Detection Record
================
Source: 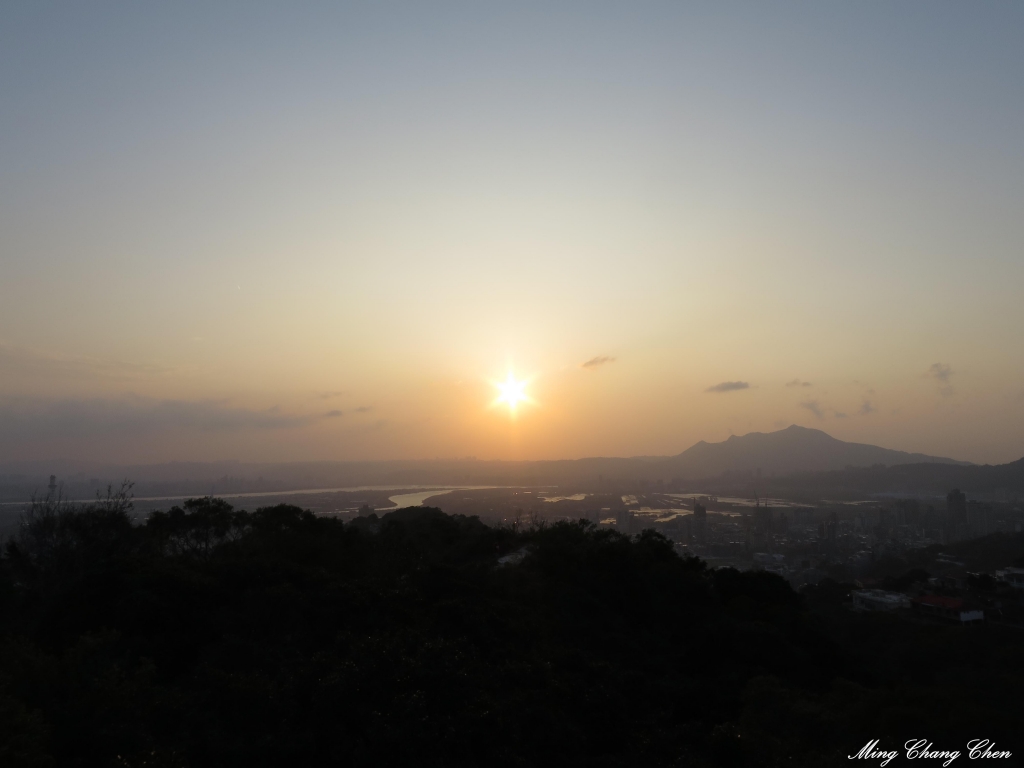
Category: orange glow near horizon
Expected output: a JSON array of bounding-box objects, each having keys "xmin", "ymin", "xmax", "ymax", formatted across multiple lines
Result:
[{"xmin": 3, "ymin": 6, "xmax": 1024, "ymax": 468}]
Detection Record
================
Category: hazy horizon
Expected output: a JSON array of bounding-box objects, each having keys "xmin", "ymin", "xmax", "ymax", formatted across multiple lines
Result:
[
  {"xmin": 3, "ymin": 3, "xmax": 1024, "ymax": 466},
  {"xmin": 0, "ymin": 423, "xmax": 996, "ymax": 477}
]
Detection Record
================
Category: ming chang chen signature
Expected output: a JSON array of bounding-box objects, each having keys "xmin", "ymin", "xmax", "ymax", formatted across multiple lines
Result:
[{"xmin": 849, "ymin": 740, "xmax": 1013, "ymax": 766}]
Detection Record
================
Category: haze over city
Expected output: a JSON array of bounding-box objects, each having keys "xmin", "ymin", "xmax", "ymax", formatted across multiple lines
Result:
[{"xmin": 3, "ymin": 2, "xmax": 1023, "ymax": 467}]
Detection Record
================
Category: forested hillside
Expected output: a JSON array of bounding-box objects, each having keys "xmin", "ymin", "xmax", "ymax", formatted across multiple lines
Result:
[{"xmin": 1, "ymin": 494, "xmax": 1021, "ymax": 767}]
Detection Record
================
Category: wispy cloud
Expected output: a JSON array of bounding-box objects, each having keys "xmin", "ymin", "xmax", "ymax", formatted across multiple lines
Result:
[
  {"xmin": 324, "ymin": 410, "xmax": 343, "ymax": 418},
  {"xmin": 799, "ymin": 400, "xmax": 824, "ymax": 420},
  {"xmin": 859, "ymin": 400, "xmax": 876, "ymax": 415},
  {"xmin": 354, "ymin": 406, "xmax": 372, "ymax": 413},
  {"xmin": 834, "ymin": 412, "xmax": 848, "ymax": 419},
  {"xmin": 0, "ymin": 342, "xmax": 169, "ymax": 381},
  {"xmin": 928, "ymin": 363, "xmax": 952, "ymax": 383},
  {"xmin": 786, "ymin": 379, "xmax": 812, "ymax": 388},
  {"xmin": 706, "ymin": 381, "xmax": 749, "ymax": 393},
  {"xmin": 581, "ymin": 355, "xmax": 615, "ymax": 370},
  {"xmin": 926, "ymin": 363, "xmax": 954, "ymax": 396}
]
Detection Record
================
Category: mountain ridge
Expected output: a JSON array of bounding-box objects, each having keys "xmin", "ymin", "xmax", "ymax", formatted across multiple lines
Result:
[
  {"xmin": 665, "ymin": 424, "xmax": 969, "ymax": 477},
  {"xmin": 0, "ymin": 425, "xmax": 976, "ymax": 501}
]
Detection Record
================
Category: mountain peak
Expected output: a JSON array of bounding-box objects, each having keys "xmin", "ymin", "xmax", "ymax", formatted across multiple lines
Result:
[{"xmin": 672, "ymin": 426, "xmax": 965, "ymax": 478}]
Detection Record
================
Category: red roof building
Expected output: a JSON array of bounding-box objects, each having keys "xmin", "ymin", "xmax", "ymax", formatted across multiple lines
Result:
[{"xmin": 912, "ymin": 594, "xmax": 983, "ymax": 623}]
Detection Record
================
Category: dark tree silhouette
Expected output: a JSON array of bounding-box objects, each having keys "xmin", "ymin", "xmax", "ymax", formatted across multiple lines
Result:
[{"xmin": 0, "ymin": 497, "xmax": 1021, "ymax": 767}]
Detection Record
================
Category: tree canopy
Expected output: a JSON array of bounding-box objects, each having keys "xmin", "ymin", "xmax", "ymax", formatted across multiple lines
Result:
[{"xmin": 1, "ymin": 494, "xmax": 1021, "ymax": 767}]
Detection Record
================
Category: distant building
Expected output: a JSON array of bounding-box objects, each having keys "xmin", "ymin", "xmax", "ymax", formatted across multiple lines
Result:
[
  {"xmin": 617, "ymin": 508, "xmax": 636, "ymax": 534},
  {"xmin": 966, "ymin": 500, "xmax": 993, "ymax": 537},
  {"xmin": 912, "ymin": 595, "xmax": 983, "ymax": 624},
  {"xmin": 946, "ymin": 489, "xmax": 967, "ymax": 519},
  {"xmin": 774, "ymin": 512, "xmax": 789, "ymax": 534},
  {"xmin": 852, "ymin": 589, "xmax": 910, "ymax": 611},
  {"xmin": 794, "ymin": 567, "xmax": 823, "ymax": 587},
  {"xmin": 928, "ymin": 574, "xmax": 967, "ymax": 591},
  {"xmin": 995, "ymin": 567, "xmax": 1024, "ymax": 590},
  {"xmin": 754, "ymin": 499, "xmax": 772, "ymax": 535},
  {"xmin": 876, "ymin": 509, "xmax": 890, "ymax": 539},
  {"xmin": 850, "ymin": 550, "xmax": 874, "ymax": 569},
  {"xmin": 946, "ymin": 488, "xmax": 967, "ymax": 541},
  {"xmin": 692, "ymin": 502, "xmax": 707, "ymax": 543},
  {"xmin": 793, "ymin": 508, "xmax": 815, "ymax": 525}
]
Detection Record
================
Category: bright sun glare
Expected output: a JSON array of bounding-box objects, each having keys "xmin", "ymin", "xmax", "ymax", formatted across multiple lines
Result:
[{"xmin": 492, "ymin": 372, "xmax": 532, "ymax": 414}]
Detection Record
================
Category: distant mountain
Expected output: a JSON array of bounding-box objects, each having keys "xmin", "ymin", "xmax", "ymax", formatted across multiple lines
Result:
[
  {"xmin": 665, "ymin": 425, "xmax": 968, "ymax": 478},
  {"xmin": 0, "ymin": 425, "xmax": 975, "ymax": 502},
  {"xmin": 743, "ymin": 456, "xmax": 1024, "ymax": 501}
]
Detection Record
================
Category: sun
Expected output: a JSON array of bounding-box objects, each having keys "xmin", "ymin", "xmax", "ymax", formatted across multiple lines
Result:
[{"xmin": 491, "ymin": 372, "xmax": 533, "ymax": 414}]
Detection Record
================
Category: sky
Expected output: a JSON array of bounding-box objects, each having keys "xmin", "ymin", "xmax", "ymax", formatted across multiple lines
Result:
[{"xmin": 1, "ymin": 2, "xmax": 1023, "ymax": 466}]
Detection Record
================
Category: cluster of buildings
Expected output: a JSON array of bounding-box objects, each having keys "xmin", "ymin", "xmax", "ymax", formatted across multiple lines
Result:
[
  {"xmin": 851, "ymin": 567, "xmax": 1024, "ymax": 625},
  {"xmin": 577, "ymin": 489, "xmax": 1024, "ymax": 628}
]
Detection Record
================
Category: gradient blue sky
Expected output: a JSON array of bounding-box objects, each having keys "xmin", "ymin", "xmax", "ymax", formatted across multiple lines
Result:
[{"xmin": 2, "ymin": 2, "xmax": 1023, "ymax": 464}]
